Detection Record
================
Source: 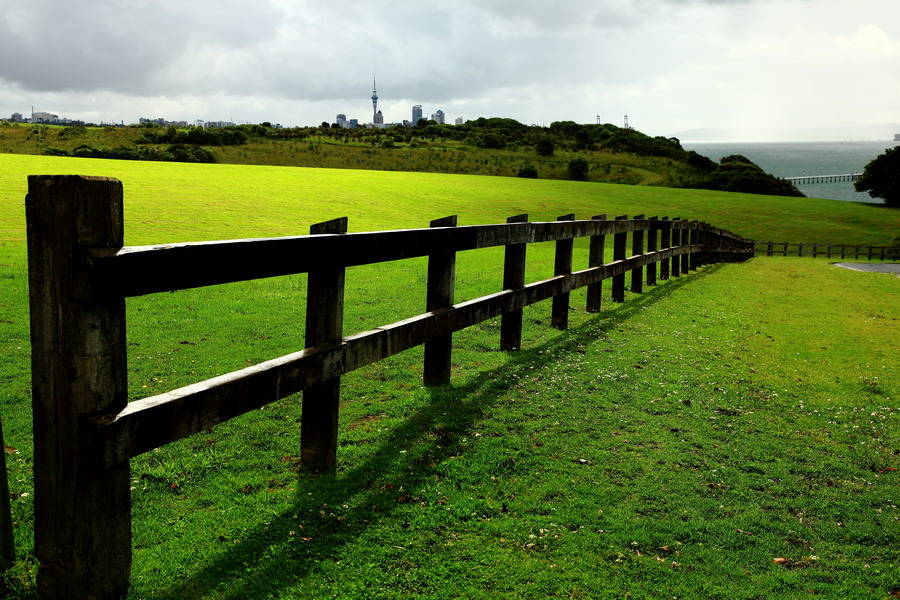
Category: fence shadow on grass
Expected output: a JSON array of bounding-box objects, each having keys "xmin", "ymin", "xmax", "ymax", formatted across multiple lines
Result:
[{"xmin": 143, "ymin": 266, "xmax": 715, "ymax": 600}]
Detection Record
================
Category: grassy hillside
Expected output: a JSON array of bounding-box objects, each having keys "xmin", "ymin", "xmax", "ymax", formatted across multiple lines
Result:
[
  {"xmin": 1, "ymin": 154, "xmax": 896, "ymax": 248},
  {"xmin": 0, "ymin": 120, "xmax": 728, "ymax": 188},
  {"xmin": 0, "ymin": 155, "xmax": 897, "ymax": 598}
]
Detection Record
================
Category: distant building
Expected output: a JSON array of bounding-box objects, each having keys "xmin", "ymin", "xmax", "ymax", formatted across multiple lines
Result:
[
  {"xmin": 32, "ymin": 111, "xmax": 59, "ymax": 124},
  {"xmin": 412, "ymin": 105, "xmax": 423, "ymax": 125},
  {"xmin": 374, "ymin": 110, "xmax": 384, "ymax": 126},
  {"xmin": 10, "ymin": 112, "xmax": 23, "ymax": 122},
  {"xmin": 894, "ymin": 133, "xmax": 900, "ymax": 141},
  {"xmin": 454, "ymin": 116, "xmax": 464, "ymax": 126},
  {"xmin": 336, "ymin": 114, "xmax": 348, "ymax": 128},
  {"xmin": 349, "ymin": 119, "xmax": 359, "ymax": 128},
  {"xmin": 431, "ymin": 110, "xmax": 445, "ymax": 124}
]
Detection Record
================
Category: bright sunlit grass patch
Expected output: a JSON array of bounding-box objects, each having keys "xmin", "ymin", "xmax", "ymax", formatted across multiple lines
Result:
[{"xmin": 0, "ymin": 155, "xmax": 896, "ymax": 598}]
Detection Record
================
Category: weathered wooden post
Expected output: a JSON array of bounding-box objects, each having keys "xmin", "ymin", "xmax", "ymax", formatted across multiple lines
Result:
[
  {"xmin": 659, "ymin": 217, "xmax": 671, "ymax": 280},
  {"xmin": 681, "ymin": 221, "xmax": 692, "ymax": 273},
  {"xmin": 767, "ymin": 241, "xmax": 774, "ymax": 257},
  {"xmin": 500, "ymin": 214, "xmax": 528, "ymax": 351},
  {"xmin": 646, "ymin": 216, "xmax": 658, "ymax": 286},
  {"xmin": 0, "ymin": 416, "xmax": 14, "ymax": 570},
  {"xmin": 671, "ymin": 219, "xmax": 682, "ymax": 278},
  {"xmin": 690, "ymin": 222, "xmax": 703, "ymax": 270},
  {"xmin": 612, "ymin": 215, "xmax": 628, "ymax": 301},
  {"xmin": 26, "ymin": 175, "xmax": 131, "ymax": 599},
  {"xmin": 301, "ymin": 217, "xmax": 348, "ymax": 471},
  {"xmin": 424, "ymin": 215, "xmax": 457, "ymax": 385},
  {"xmin": 630, "ymin": 215, "xmax": 645, "ymax": 293},
  {"xmin": 586, "ymin": 214, "xmax": 606, "ymax": 313},
  {"xmin": 551, "ymin": 214, "xmax": 575, "ymax": 329}
]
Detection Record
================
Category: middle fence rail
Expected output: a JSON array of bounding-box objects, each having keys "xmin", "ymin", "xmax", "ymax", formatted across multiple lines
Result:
[{"xmin": 27, "ymin": 175, "xmax": 754, "ymax": 598}]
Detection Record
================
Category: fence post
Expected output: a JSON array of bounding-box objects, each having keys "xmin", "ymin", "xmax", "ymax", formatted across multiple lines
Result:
[
  {"xmin": 301, "ymin": 216, "xmax": 348, "ymax": 471},
  {"xmin": 586, "ymin": 214, "xmax": 606, "ymax": 312},
  {"xmin": 26, "ymin": 175, "xmax": 131, "ymax": 599},
  {"xmin": 660, "ymin": 217, "xmax": 670, "ymax": 280},
  {"xmin": 686, "ymin": 221, "xmax": 698, "ymax": 271},
  {"xmin": 612, "ymin": 215, "xmax": 628, "ymax": 301},
  {"xmin": 682, "ymin": 222, "xmax": 693, "ymax": 273},
  {"xmin": 646, "ymin": 216, "xmax": 658, "ymax": 286},
  {"xmin": 767, "ymin": 241, "xmax": 773, "ymax": 256},
  {"xmin": 424, "ymin": 215, "xmax": 458, "ymax": 385},
  {"xmin": 670, "ymin": 219, "xmax": 681, "ymax": 278},
  {"xmin": 500, "ymin": 214, "xmax": 528, "ymax": 350},
  {"xmin": 551, "ymin": 214, "xmax": 575, "ymax": 329},
  {"xmin": 630, "ymin": 215, "xmax": 645, "ymax": 293}
]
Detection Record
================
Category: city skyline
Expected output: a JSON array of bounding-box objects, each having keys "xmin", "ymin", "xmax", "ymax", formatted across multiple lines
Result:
[{"xmin": 1, "ymin": 0, "xmax": 898, "ymax": 141}]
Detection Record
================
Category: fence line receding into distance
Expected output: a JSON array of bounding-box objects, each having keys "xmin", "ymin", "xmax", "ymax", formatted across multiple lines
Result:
[
  {"xmin": 756, "ymin": 241, "xmax": 899, "ymax": 261},
  {"xmin": 26, "ymin": 175, "xmax": 754, "ymax": 599}
]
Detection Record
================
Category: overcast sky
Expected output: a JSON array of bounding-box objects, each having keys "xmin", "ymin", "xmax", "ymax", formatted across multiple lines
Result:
[{"xmin": 1, "ymin": 0, "xmax": 898, "ymax": 141}]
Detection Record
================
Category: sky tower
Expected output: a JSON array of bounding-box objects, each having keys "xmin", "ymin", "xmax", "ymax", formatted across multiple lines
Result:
[{"xmin": 371, "ymin": 73, "xmax": 378, "ymax": 123}]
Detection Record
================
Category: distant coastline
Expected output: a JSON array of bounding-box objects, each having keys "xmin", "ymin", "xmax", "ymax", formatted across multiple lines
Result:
[
  {"xmin": 683, "ymin": 140, "xmax": 897, "ymax": 203},
  {"xmin": 674, "ymin": 123, "xmax": 900, "ymax": 144}
]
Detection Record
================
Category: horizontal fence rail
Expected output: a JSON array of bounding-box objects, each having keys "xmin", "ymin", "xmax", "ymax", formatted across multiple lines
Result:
[
  {"xmin": 756, "ymin": 241, "xmax": 899, "ymax": 261},
  {"xmin": 26, "ymin": 175, "xmax": 754, "ymax": 598}
]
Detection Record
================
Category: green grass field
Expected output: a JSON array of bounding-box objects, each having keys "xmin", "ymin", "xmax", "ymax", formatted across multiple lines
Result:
[{"xmin": 0, "ymin": 154, "xmax": 897, "ymax": 598}]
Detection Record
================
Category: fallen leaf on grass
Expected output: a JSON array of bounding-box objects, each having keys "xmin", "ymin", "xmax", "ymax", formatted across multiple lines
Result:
[
  {"xmin": 737, "ymin": 528, "xmax": 754, "ymax": 536},
  {"xmin": 4, "ymin": 446, "xmax": 16, "ymax": 454},
  {"xmin": 773, "ymin": 557, "xmax": 792, "ymax": 566},
  {"xmin": 238, "ymin": 485, "xmax": 254, "ymax": 495}
]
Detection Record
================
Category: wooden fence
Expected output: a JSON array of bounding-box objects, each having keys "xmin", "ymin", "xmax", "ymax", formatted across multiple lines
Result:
[
  {"xmin": 756, "ymin": 241, "xmax": 899, "ymax": 261},
  {"xmin": 26, "ymin": 175, "xmax": 754, "ymax": 598}
]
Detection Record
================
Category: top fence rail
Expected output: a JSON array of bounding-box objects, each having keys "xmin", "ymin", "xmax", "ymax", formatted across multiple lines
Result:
[{"xmin": 88, "ymin": 218, "xmax": 752, "ymax": 298}]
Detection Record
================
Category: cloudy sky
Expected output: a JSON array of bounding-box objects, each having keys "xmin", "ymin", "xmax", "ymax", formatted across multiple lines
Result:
[{"xmin": 1, "ymin": 0, "xmax": 898, "ymax": 140}]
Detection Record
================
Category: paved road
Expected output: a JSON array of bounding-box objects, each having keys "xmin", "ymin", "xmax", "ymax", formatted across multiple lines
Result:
[{"xmin": 832, "ymin": 262, "xmax": 900, "ymax": 274}]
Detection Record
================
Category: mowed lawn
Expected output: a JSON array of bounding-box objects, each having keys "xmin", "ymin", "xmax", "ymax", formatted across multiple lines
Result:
[{"xmin": 0, "ymin": 154, "xmax": 897, "ymax": 598}]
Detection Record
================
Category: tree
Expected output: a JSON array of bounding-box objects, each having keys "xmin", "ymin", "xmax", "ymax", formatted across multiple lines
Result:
[
  {"xmin": 518, "ymin": 163, "xmax": 538, "ymax": 178},
  {"xmin": 855, "ymin": 146, "xmax": 900, "ymax": 207},
  {"xmin": 705, "ymin": 155, "xmax": 804, "ymax": 197},
  {"xmin": 535, "ymin": 138, "xmax": 554, "ymax": 157},
  {"xmin": 567, "ymin": 157, "xmax": 589, "ymax": 181}
]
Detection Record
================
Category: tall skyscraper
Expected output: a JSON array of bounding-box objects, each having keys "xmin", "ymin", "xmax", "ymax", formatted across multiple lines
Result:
[
  {"xmin": 432, "ymin": 110, "xmax": 445, "ymax": 124},
  {"xmin": 412, "ymin": 105, "xmax": 423, "ymax": 125}
]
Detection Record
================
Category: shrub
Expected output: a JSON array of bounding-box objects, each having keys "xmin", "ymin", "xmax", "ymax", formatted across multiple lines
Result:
[
  {"xmin": 535, "ymin": 138, "xmax": 555, "ymax": 157},
  {"xmin": 517, "ymin": 164, "xmax": 538, "ymax": 179},
  {"xmin": 567, "ymin": 157, "xmax": 589, "ymax": 181}
]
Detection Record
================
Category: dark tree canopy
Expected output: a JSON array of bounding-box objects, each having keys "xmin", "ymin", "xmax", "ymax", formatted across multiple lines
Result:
[
  {"xmin": 704, "ymin": 155, "xmax": 804, "ymax": 197},
  {"xmin": 535, "ymin": 138, "xmax": 555, "ymax": 156},
  {"xmin": 855, "ymin": 146, "xmax": 900, "ymax": 207},
  {"xmin": 567, "ymin": 157, "xmax": 589, "ymax": 181}
]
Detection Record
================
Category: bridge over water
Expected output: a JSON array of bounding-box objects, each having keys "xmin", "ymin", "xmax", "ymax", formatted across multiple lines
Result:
[{"xmin": 784, "ymin": 173, "xmax": 862, "ymax": 184}]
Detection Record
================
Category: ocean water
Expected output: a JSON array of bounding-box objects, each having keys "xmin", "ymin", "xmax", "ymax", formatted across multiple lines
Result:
[{"xmin": 683, "ymin": 140, "xmax": 900, "ymax": 203}]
